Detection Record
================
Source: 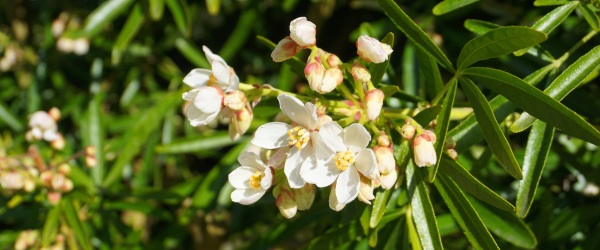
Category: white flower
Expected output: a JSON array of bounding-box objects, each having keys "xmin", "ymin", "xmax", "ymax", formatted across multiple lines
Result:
[
  {"xmin": 365, "ymin": 89, "xmax": 384, "ymax": 121},
  {"xmin": 356, "ymin": 35, "xmax": 393, "ymax": 63},
  {"xmin": 272, "ymin": 36, "xmax": 301, "ymax": 62},
  {"xmin": 290, "ymin": 17, "xmax": 316, "ymax": 47},
  {"xmin": 27, "ymin": 111, "xmax": 59, "ymax": 142},
  {"xmin": 182, "ymin": 86, "xmax": 224, "ymax": 126},
  {"xmin": 183, "ymin": 46, "xmax": 239, "ymax": 92},
  {"xmin": 376, "ymin": 146, "xmax": 397, "ymax": 189},
  {"xmin": 252, "ymin": 95, "xmax": 319, "ymax": 188},
  {"xmin": 413, "ymin": 130, "xmax": 437, "ymax": 167},
  {"xmin": 228, "ymin": 151, "xmax": 273, "ymax": 205},
  {"xmin": 301, "ymin": 122, "xmax": 377, "ymax": 205}
]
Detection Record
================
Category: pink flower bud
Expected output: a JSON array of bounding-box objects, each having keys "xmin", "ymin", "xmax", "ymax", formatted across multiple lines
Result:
[
  {"xmin": 356, "ymin": 35, "xmax": 393, "ymax": 63},
  {"xmin": 51, "ymin": 173, "xmax": 66, "ymax": 191},
  {"xmin": 0, "ymin": 172, "xmax": 24, "ymax": 190},
  {"xmin": 375, "ymin": 146, "xmax": 398, "ymax": 189},
  {"xmin": 304, "ymin": 61, "xmax": 325, "ymax": 93},
  {"xmin": 447, "ymin": 148, "xmax": 458, "ymax": 160},
  {"xmin": 49, "ymin": 107, "xmax": 61, "ymax": 121},
  {"xmin": 352, "ymin": 63, "xmax": 371, "ymax": 83},
  {"xmin": 365, "ymin": 89, "xmax": 384, "ymax": 121},
  {"xmin": 271, "ymin": 36, "xmax": 301, "ymax": 62},
  {"xmin": 223, "ymin": 90, "xmax": 247, "ymax": 111},
  {"xmin": 377, "ymin": 132, "xmax": 391, "ymax": 147},
  {"xmin": 413, "ymin": 132, "xmax": 437, "ymax": 167},
  {"xmin": 62, "ymin": 179, "xmax": 74, "ymax": 192},
  {"xmin": 228, "ymin": 106, "xmax": 253, "ymax": 140},
  {"xmin": 51, "ymin": 133, "xmax": 65, "ymax": 150},
  {"xmin": 319, "ymin": 67, "xmax": 343, "ymax": 94},
  {"xmin": 276, "ymin": 189, "xmax": 298, "ymax": 219},
  {"xmin": 47, "ymin": 191, "xmax": 62, "ymax": 205},
  {"xmin": 293, "ymin": 184, "xmax": 316, "ymax": 210},
  {"xmin": 289, "ymin": 17, "xmax": 316, "ymax": 47},
  {"xmin": 326, "ymin": 54, "xmax": 341, "ymax": 68},
  {"xmin": 401, "ymin": 124, "xmax": 416, "ymax": 140}
]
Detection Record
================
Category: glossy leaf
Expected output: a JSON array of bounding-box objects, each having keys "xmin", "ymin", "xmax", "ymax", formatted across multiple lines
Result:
[
  {"xmin": 62, "ymin": 199, "xmax": 92, "ymax": 250},
  {"xmin": 112, "ymin": 3, "xmax": 144, "ymax": 65},
  {"xmin": 413, "ymin": 105, "xmax": 442, "ymax": 127},
  {"xmin": 434, "ymin": 174, "xmax": 500, "ymax": 250},
  {"xmin": 579, "ymin": 4, "xmax": 600, "ymax": 31},
  {"xmin": 41, "ymin": 206, "xmax": 60, "ymax": 247},
  {"xmin": 463, "ymin": 67, "xmax": 600, "ymax": 146},
  {"xmin": 406, "ymin": 160, "xmax": 443, "ymax": 250},
  {"xmin": 534, "ymin": 0, "xmax": 571, "ymax": 6},
  {"xmin": 102, "ymin": 91, "xmax": 181, "ymax": 188},
  {"xmin": 376, "ymin": 0, "xmax": 454, "ymax": 71},
  {"xmin": 433, "ymin": 0, "xmax": 480, "ymax": 16},
  {"xmin": 459, "ymin": 76, "xmax": 523, "ymax": 179},
  {"xmin": 370, "ymin": 189, "xmax": 393, "ymax": 228},
  {"xmin": 516, "ymin": 120, "xmax": 555, "ymax": 218},
  {"xmin": 149, "ymin": 0, "xmax": 165, "ymax": 20},
  {"xmin": 155, "ymin": 132, "xmax": 241, "ymax": 153},
  {"xmin": 370, "ymin": 32, "xmax": 394, "ymax": 86},
  {"xmin": 75, "ymin": 0, "xmax": 135, "ymax": 38},
  {"xmin": 457, "ymin": 26, "xmax": 547, "ymax": 70},
  {"xmin": 511, "ymin": 45, "xmax": 600, "ymax": 132},
  {"xmin": 415, "ymin": 46, "xmax": 443, "ymax": 100},
  {"xmin": 470, "ymin": 198, "xmax": 537, "ymax": 249},
  {"xmin": 464, "ymin": 19, "xmax": 500, "ymax": 35},
  {"xmin": 515, "ymin": 2, "xmax": 578, "ymax": 56},
  {"xmin": 440, "ymin": 156, "xmax": 515, "ymax": 212},
  {"xmin": 402, "ymin": 42, "xmax": 417, "ymax": 99},
  {"xmin": 165, "ymin": 0, "xmax": 188, "ymax": 36},
  {"xmin": 429, "ymin": 80, "xmax": 457, "ymax": 182}
]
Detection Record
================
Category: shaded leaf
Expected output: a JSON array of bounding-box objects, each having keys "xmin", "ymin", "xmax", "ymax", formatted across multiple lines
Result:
[
  {"xmin": 0, "ymin": 101, "xmax": 23, "ymax": 131},
  {"xmin": 149, "ymin": 0, "xmax": 164, "ymax": 20},
  {"xmin": 175, "ymin": 37, "xmax": 209, "ymax": 68},
  {"xmin": 62, "ymin": 198, "xmax": 92, "ymax": 250},
  {"xmin": 75, "ymin": 0, "xmax": 135, "ymax": 38},
  {"xmin": 370, "ymin": 189, "xmax": 393, "ymax": 228},
  {"xmin": 219, "ymin": 10, "xmax": 257, "ymax": 61},
  {"xmin": 413, "ymin": 105, "xmax": 442, "ymax": 128},
  {"xmin": 579, "ymin": 4, "xmax": 600, "ymax": 31},
  {"xmin": 429, "ymin": 80, "xmax": 457, "ymax": 182},
  {"xmin": 406, "ymin": 160, "xmax": 443, "ymax": 249},
  {"xmin": 458, "ymin": 76, "xmax": 523, "ymax": 179},
  {"xmin": 433, "ymin": 0, "xmax": 480, "ymax": 16},
  {"xmin": 156, "ymin": 132, "xmax": 241, "ymax": 154},
  {"xmin": 464, "ymin": 19, "xmax": 500, "ymax": 35},
  {"xmin": 415, "ymin": 45, "xmax": 443, "ymax": 100},
  {"xmin": 112, "ymin": 3, "xmax": 144, "ymax": 65},
  {"xmin": 534, "ymin": 0, "xmax": 571, "ymax": 6},
  {"xmin": 165, "ymin": 0, "xmax": 188, "ymax": 36}
]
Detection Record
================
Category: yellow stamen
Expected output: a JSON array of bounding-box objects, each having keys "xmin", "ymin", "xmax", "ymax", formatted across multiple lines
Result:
[
  {"xmin": 334, "ymin": 151, "xmax": 355, "ymax": 171},
  {"xmin": 287, "ymin": 126, "xmax": 310, "ymax": 149},
  {"xmin": 249, "ymin": 171, "xmax": 265, "ymax": 190}
]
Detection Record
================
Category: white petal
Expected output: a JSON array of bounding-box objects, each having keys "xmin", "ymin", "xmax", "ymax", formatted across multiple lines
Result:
[
  {"xmin": 228, "ymin": 166, "xmax": 257, "ymax": 189},
  {"xmin": 318, "ymin": 122, "xmax": 346, "ymax": 152},
  {"xmin": 237, "ymin": 151, "xmax": 266, "ymax": 170},
  {"xmin": 285, "ymin": 146, "xmax": 308, "ymax": 188},
  {"xmin": 328, "ymin": 184, "xmax": 347, "ymax": 211},
  {"xmin": 252, "ymin": 122, "xmax": 292, "ymax": 149},
  {"xmin": 302, "ymin": 102, "xmax": 319, "ymax": 130},
  {"xmin": 183, "ymin": 69, "xmax": 211, "ymax": 88},
  {"xmin": 344, "ymin": 123, "xmax": 371, "ymax": 154},
  {"xmin": 300, "ymin": 156, "xmax": 340, "ymax": 187},
  {"xmin": 182, "ymin": 89, "xmax": 199, "ymax": 101},
  {"xmin": 355, "ymin": 148, "xmax": 378, "ymax": 179},
  {"xmin": 202, "ymin": 46, "xmax": 227, "ymax": 65},
  {"xmin": 231, "ymin": 189, "xmax": 266, "ymax": 205},
  {"xmin": 277, "ymin": 95, "xmax": 315, "ymax": 130},
  {"xmin": 193, "ymin": 87, "xmax": 222, "ymax": 113},
  {"xmin": 310, "ymin": 131, "xmax": 335, "ymax": 160},
  {"xmin": 43, "ymin": 131, "xmax": 59, "ymax": 141},
  {"xmin": 261, "ymin": 167, "xmax": 273, "ymax": 190},
  {"xmin": 186, "ymin": 104, "xmax": 219, "ymax": 126},
  {"xmin": 335, "ymin": 168, "xmax": 360, "ymax": 204},
  {"xmin": 211, "ymin": 60, "xmax": 230, "ymax": 85}
]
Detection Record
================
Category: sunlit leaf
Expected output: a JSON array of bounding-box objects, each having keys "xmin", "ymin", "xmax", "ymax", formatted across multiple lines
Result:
[
  {"xmin": 429, "ymin": 80, "xmax": 457, "ymax": 182},
  {"xmin": 433, "ymin": 0, "xmax": 480, "ymax": 16},
  {"xmin": 406, "ymin": 160, "xmax": 443, "ymax": 249}
]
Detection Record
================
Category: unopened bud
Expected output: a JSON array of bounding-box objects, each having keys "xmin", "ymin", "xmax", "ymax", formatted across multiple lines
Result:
[
  {"xmin": 305, "ymin": 61, "xmax": 325, "ymax": 93},
  {"xmin": 85, "ymin": 156, "xmax": 97, "ymax": 168},
  {"xmin": 413, "ymin": 131, "xmax": 437, "ymax": 167},
  {"xmin": 228, "ymin": 106, "xmax": 253, "ymax": 140},
  {"xmin": 445, "ymin": 137, "xmax": 456, "ymax": 150},
  {"xmin": 271, "ymin": 36, "xmax": 301, "ymax": 62},
  {"xmin": 58, "ymin": 164, "xmax": 71, "ymax": 175},
  {"xmin": 23, "ymin": 179, "xmax": 36, "ymax": 192},
  {"xmin": 352, "ymin": 63, "xmax": 371, "ymax": 83},
  {"xmin": 356, "ymin": 35, "xmax": 393, "ymax": 63},
  {"xmin": 51, "ymin": 173, "xmax": 66, "ymax": 191},
  {"xmin": 51, "ymin": 133, "xmax": 65, "ymax": 150},
  {"xmin": 223, "ymin": 90, "xmax": 247, "ymax": 111},
  {"xmin": 447, "ymin": 148, "xmax": 458, "ymax": 161},
  {"xmin": 326, "ymin": 54, "xmax": 341, "ymax": 68},
  {"xmin": 377, "ymin": 132, "xmax": 391, "ymax": 147},
  {"xmin": 358, "ymin": 175, "xmax": 376, "ymax": 205},
  {"xmin": 49, "ymin": 107, "xmax": 61, "ymax": 121},
  {"xmin": 72, "ymin": 38, "xmax": 90, "ymax": 55},
  {"xmin": 62, "ymin": 179, "xmax": 74, "ymax": 192},
  {"xmin": 289, "ymin": 17, "xmax": 316, "ymax": 47},
  {"xmin": 276, "ymin": 189, "xmax": 297, "ymax": 219},
  {"xmin": 401, "ymin": 124, "xmax": 416, "ymax": 140},
  {"xmin": 293, "ymin": 184, "xmax": 315, "ymax": 210},
  {"xmin": 319, "ymin": 67, "xmax": 343, "ymax": 94},
  {"xmin": 40, "ymin": 171, "xmax": 53, "ymax": 186},
  {"xmin": 365, "ymin": 89, "xmax": 384, "ymax": 121},
  {"xmin": 47, "ymin": 191, "xmax": 62, "ymax": 205}
]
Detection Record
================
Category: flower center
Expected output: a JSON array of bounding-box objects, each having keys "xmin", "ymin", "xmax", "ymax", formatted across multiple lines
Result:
[
  {"xmin": 249, "ymin": 171, "xmax": 265, "ymax": 190},
  {"xmin": 287, "ymin": 126, "xmax": 310, "ymax": 149},
  {"xmin": 334, "ymin": 151, "xmax": 355, "ymax": 171},
  {"xmin": 207, "ymin": 74, "xmax": 219, "ymax": 86}
]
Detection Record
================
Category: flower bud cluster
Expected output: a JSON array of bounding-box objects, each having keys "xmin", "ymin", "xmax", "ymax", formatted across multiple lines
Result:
[
  {"xmin": 52, "ymin": 12, "xmax": 89, "ymax": 55},
  {"xmin": 304, "ymin": 49, "xmax": 343, "ymax": 94}
]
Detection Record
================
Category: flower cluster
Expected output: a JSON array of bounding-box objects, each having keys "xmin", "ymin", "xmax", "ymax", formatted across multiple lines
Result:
[{"xmin": 180, "ymin": 17, "xmax": 454, "ymax": 218}]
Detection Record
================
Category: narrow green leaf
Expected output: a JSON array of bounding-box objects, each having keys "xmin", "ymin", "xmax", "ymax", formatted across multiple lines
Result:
[
  {"xmin": 155, "ymin": 132, "xmax": 241, "ymax": 153},
  {"xmin": 165, "ymin": 0, "xmax": 188, "ymax": 36},
  {"xmin": 429, "ymin": 80, "xmax": 457, "ymax": 182},
  {"xmin": 0, "ymin": 101, "xmax": 23, "ymax": 131},
  {"xmin": 402, "ymin": 42, "xmax": 417, "ymax": 99},
  {"xmin": 256, "ymin": 35, "xmax": 305, "ymax": 76},
  {"xmin": 463, "ymin": 67, "xmax": 600, "ymax": 146},
  {"xmin": 308, "ymin": 220, "xmax": 363, "ymax": 250},
  {"xmin": 102, "ymin": 91, "xmax": 181, "ymax": 188},
  {"xmin": 470, "ymin": 198, "xmax": 537, "ymax": 249},
  {"xmin": 464, "ymin": 19, "xmax": 500, "ymax": 35},
  {"xmin": 376, "ymin": 0, "xmax": 454, "ymax": 71},
  {"xmin": 219, "ymin": 10, "xmax": 257, "ymax": 61},
  {"xmin": 434, "ymin": 174, "xmax": 500, "ymax": 250},
  {"xmin": 415, "ymin": 46, "xmax": 443, "ymax": 100},
  {"xmin": 433, "ymin": 0, "xmax": 480, "ymax": 16},
  {"xmin": 515, "ymin": 2, "xmax": 578, "ymax": 56},
  {"xmin": 75, "ymin": 0, "xmax": 135, "ymax": 38},
  {"xmin": 87, "ymin": 97, "xmax": 105, "ymax": 185},
  {"xmin": 413, "ymin": 105, "xmax": 442, "ymax": 128},
  {"xmin": 175, "ymin": 37, "xmax": 209, "ymax": 68},
  {"xmin": 379, "ymin": 85, "xmax": 425, "ymax": 103},
  {"xmin": 516, "ymin": 120, "xmax": 554, "ymax": 218},
  {"xmin": 440, "ymin": 156, "xmax": 515, "ymax": 212},
  {"xmin": 370, "ymin": 32, "xmax": 394, "ymax": 86},
  {"xmin": 449, "ymin": 63, "xmax": 553, "ymax": 152},
  {"xmin": 405, "ymin": 206, "xmax": 423, "ymax": 250},
  {"xmin": 149, "ymin": 0, "xmax": 165, "ymax": 20},
  {"xmin": 459, "ymin": 76, "xmax": 523, "ymax": 179},
  {"xmin": 457, "ymin": 26, "xmax": 547, "ymax": 70},
  {"xmin": 41, "ymin": 206, "xmax": 60, "ymax": 247},
  {"xmin": 406, "ymin": 160, "xmax": 443, "ymax": 250},
  {"xmin": 112, "ymin": 3, "xmax": 144, "ymax": 65},
  {"xmin": 579, "ymin": 4, "xmax": 600, "ymax": 31},
  {"xmin": 534, "ymin": 0, "xmax": 571, "ymax": 6},
  {"xmin": 512, "ymin": 45, "xmax": 600, "ymax": 132},
  {"xmin": 370, "ymin": 189, "xmax": 393, "ymax": 228},
  {"xmin": 62, "ymin": 199, "xmax": 92, "ymax": 250},
  {"xmin": 206, "ymin": 0, "xmax": 220, "ymax": 15}
]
